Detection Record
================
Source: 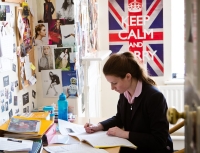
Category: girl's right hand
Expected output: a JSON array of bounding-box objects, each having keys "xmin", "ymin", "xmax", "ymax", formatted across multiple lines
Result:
[{"xmin": 84, "ymin": 123, "xmax": 104, "ymax": 133}]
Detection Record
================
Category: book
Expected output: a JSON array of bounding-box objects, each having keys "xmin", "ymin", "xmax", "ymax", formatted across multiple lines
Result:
[
  {"xmin": 20, "ymin": 112, "xmax": 50, "ymax": 120},
  {"xmin": 0, "ymin": 137, "xmax": 33, "ymax": 152},
  {"xmin": 4, "ymin": 140, "xmax": 42, "ymax": 153},
  {"xmin": 7, "ymin": 118, "xmax": 40, "ymax": 133},
  {"xmin": 69, "ymin": 131, "xmax": 137, "ymax": 149},
  {"xmin": 3, "ymin": 133, "xmax": 39, "ymax": 139},
  {"xmin": 0, "ymin": 116, "xmax": 54, "ymax": 138}
]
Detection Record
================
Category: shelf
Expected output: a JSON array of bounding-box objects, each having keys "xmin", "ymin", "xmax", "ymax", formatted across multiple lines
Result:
[{"xmin": 82, "ymin": 50, "xmax": 112, "ymax": 61}]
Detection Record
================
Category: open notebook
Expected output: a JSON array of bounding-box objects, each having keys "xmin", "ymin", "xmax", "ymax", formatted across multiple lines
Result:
[
  {"xmin": 69, "ymin": 131, "xmax": 137, "ymax": 149},
  {"xmin": 58, "ymin": 119, "xmax": 137, "ymax": 150}
]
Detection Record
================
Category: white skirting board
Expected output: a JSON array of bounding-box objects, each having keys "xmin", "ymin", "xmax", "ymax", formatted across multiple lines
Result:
[{"xmin": 171, "ymin": 136, "xmax": 184, "ymax": 151}]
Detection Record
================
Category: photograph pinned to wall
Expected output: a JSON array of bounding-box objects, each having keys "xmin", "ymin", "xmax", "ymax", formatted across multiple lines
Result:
[
  {"xmin": 8, "ymin": 91, "xmax": 12, "ymax": 104},
  {"xmin": 32, "ymin": 101, "xmax": 34, "ymax": 109},
  {"xmin": 69, "ymin": 51, "xmax": 76, "ymax": 71},
  {"xmin": 76, "ymin": 65, "xmax": 84, "ymax": 96},
  {"xmin": 1, "ymin": 99, "xmax": 5, "ymax": 113},
  {"xmin": 11, "ymin": 82, "xmax": 14, "ymax": 92},
  {"xmin": 61, "ymin": 24, "xmax": 75, "ymax": 46},
  {"xmin": 54, "ymin": 47, "xmax": 72, "ymax": 71},
  {"xmin": 75, "ymin": 45, "xmax": 82, "ymax": 69},
  {"xmin": 12, "ymin": 63, "xmax": 16, "ymax": 72},
  {"xmin": 32, "ymin": 90, "xmax": 36, "ymax": 99},
  {"xmin": 26, "ymin": 106, "xmax": 29, "ymax": 113},
  {"xmin": 23, "ymin": 107, "xmax": 26, "ymax": 113},
  {"xmin": 41, "ymin": 69, "xmax": 63, "ymax": 97},
  {"xmin": 5, "ymin": 101, "xmax": 8, "ymax": 111},
  {"xmin": 48, "ymin": 19, "xmax": 66, "ymax": 46},
  {"xmin": 15, "ymin": 80, "xmax": 18, "ymax": 87},
  {"xmin": 4, "ymin": 88, "xmax": 9, "ymax": 99},
  {"xmin": 75, "ymin": 22, "xmax": 82, "ymax": 46},
  {"xmin": 3, "ymin": 75, "xmax": 9, "ymax": 87},
  {"xmin": 35, "ymin": 0, "xmax": 56, "ymax": 23},
  {"xmin": 37, "ymin": 45, "xmax": 56, "ymax": 72},
  {"xmin": 74, "ymin": 0, "xmax": 81, "ymax": 22},
  {"xmin": 14, "ymin": 96, "xmax": 18, "ymax": 106},
  {"xmin": 9, "ymin": 109, "xmax": 13, "ymax": 119},
  {"xmin": 0, "ymin": 89, "xmax": 4, "ymax": 97},
  {"xmin": 22, "ymin": 92, "xmax": 29, "ymax": 106},
  {"xmin": 17, "ymin": 12, "xmax": 25, "ymax": 39},
  {"xmin": 13, "ymin": 43, "xmax": 16, "ymax": 53},
  {"xmin": 62, "ymin": 71, "xmax": 78, "ymax": 98},
  {"xmin": 34, "ymin": 23, "xmax": 49, "ymax": 46},
  {"xmin": 15, "ymin": 108, "xmax": 19, "ymax": 115},
  {"xmin": 23, "ymin": 17, "xmax": 32, "ymax": 53},
  {"xmin": 0, "ymin": 5, "xmax": 7, "ymax": 21},
  {"xmin": 56, "ymin": 0, "xmax": 74, "ymax": 24}
]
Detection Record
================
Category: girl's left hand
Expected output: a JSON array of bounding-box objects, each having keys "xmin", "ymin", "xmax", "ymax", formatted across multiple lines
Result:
[{"xmin": 107, "ymin": 126, "xmax": 129, "ymax": 139}]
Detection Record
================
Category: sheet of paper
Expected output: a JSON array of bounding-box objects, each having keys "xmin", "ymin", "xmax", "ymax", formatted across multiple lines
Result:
[
  {"xmin": 69, "ymin": 131, "xmax": 137, "ymax": 149},
  {"xmin": 44, "ymin": 143, "xmax": 108, "ymax": 153},
  {"xmin": 50, "ymin": 135, "xmax": 80, "ymax": 144},
  {"xmin": 28, "ymin": 75, "xmax": 37, "ymax": 85},
  {"xmin": 24, "ymin": 62, "xmax": 32, "ymax": 80},
  {"xmin": 25, "ymin": 55, "xmax": 30, "ymax": 63},
  {"xmin": 0, "ymin": 137, "xmax": 33, "ymax": 151},
  {"xmin": 58, "ymin": 119, "xmax": 85, "ymax": 136},
  {"xmin": 0, "ymin": 31, "xmax": 14, "ymax": 59},
  {"xmin": 17, "ymin": 12, "xmax": 25, "ymax": 39}
]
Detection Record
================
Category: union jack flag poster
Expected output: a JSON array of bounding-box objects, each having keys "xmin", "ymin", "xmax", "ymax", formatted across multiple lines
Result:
[{"xmin": 109, "ymin": 0, "xmax": 163, "ymax": 76}]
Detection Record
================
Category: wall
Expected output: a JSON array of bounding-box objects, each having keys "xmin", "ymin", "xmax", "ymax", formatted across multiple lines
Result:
[
  {"xmin": 99, "ymin": 0, "xmax": 172, "ymax": 117},
  {"xmin": 0, "ymin": 0, "xmax": 36, "ymax": 125}
]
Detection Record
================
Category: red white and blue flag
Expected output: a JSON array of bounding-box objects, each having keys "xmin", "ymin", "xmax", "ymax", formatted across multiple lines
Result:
[{"xmin": 109, "ymin": 0, "xmax": 163, "ymax": 76}]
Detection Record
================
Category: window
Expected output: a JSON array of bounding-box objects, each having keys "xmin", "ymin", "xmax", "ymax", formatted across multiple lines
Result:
[{"xmin": 171, "ymin": 0, "xmax": 185, "ymax": 79}]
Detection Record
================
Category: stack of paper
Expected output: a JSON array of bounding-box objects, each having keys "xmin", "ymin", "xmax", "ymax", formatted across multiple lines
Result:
[{"xmin": 0, "ymin": 137, "xmax": 33, "ymax": 152}]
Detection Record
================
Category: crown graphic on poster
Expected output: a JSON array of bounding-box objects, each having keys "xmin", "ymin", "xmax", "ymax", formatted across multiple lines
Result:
[{"xmin": 128, "ymin": 0, "xmax": 142, "ymax": 12}]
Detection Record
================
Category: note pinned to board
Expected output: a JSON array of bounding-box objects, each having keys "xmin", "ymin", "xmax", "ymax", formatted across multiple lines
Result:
[
  {"xmin": 28, "ymin": 75, "xmax": 37, "ymax": 85},
  {"xmin": 30, "ymin": 63, "xmax": 36, "ymax": 70}
]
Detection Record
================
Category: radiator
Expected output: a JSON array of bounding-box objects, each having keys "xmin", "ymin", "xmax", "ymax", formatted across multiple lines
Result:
[{"xmin": 158, "ymin": 85, "xmax": 184, "ymax": 112}]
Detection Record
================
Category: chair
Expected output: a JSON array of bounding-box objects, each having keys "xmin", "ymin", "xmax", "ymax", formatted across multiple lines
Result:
[
  {"xmin": 169, "ymin": 120, "xmax": 184, "ymax": 153},
  {"xmin": 168, "ymin": 108, "xmax": 185, "ymax": 153}
]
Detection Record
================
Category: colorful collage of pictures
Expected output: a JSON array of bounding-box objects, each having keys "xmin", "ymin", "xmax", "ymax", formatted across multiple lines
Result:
[{"xmin": 35, "ymin": 0, "xmax": 97, "ymax": 98}]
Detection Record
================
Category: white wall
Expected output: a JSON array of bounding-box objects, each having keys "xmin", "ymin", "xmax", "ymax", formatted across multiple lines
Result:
[
  {"xmin": 99, "ymin": 0, "xmax": 172, "ymax": 117},
  {"xmin": 0, "ymin": 0, "xmax": 36, "ymax": 125}
]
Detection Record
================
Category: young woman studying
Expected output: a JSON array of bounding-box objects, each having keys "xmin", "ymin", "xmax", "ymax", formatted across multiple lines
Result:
[{"xmin": 84, "ymin": 52, "xmax": 173, "ymax": 153}]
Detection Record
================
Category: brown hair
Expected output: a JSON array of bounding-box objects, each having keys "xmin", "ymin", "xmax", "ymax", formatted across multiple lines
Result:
[
  {"xmin": 62, "ymin": 0, "xmax": 74, "ymax": 10},
  {"xmin": 103, "ymin": 52, "xmax": 156, "ymax": 86},
  {"xmin": 35, "ymin": 24, "xmax": 45, "ymax": 38}
]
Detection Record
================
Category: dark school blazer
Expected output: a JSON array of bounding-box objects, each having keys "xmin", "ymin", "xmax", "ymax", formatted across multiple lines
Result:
[{"xmin": 100, "ymin": 82, "xmax": 173, "ymax": 153}]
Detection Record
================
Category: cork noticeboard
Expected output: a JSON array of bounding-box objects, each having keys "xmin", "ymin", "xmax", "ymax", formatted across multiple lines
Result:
[
  {"xmin": 2, "ymin": 0, "xmax": 24, "ymax": 3},
  {"xmin": 15, "ymin": 7, "xmax": 35, "ymax": 90}
]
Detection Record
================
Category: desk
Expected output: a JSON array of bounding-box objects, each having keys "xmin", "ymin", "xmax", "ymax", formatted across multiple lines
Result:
[{"xmin": 42, "ymin": 117, "xmax": 120, "ymax": 153}]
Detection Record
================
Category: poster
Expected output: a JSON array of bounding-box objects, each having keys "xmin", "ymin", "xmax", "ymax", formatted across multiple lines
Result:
[
  {"xmin": 108, "ymin": 0, "xmax": 163, "ymax": 76},
  {"xmin": 41, "ymin": 69, "xmax": 62, "ymax": 97},
  {"xmin": 62, "ymin": 71, "xmax": 78, "ymax": 98}
]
